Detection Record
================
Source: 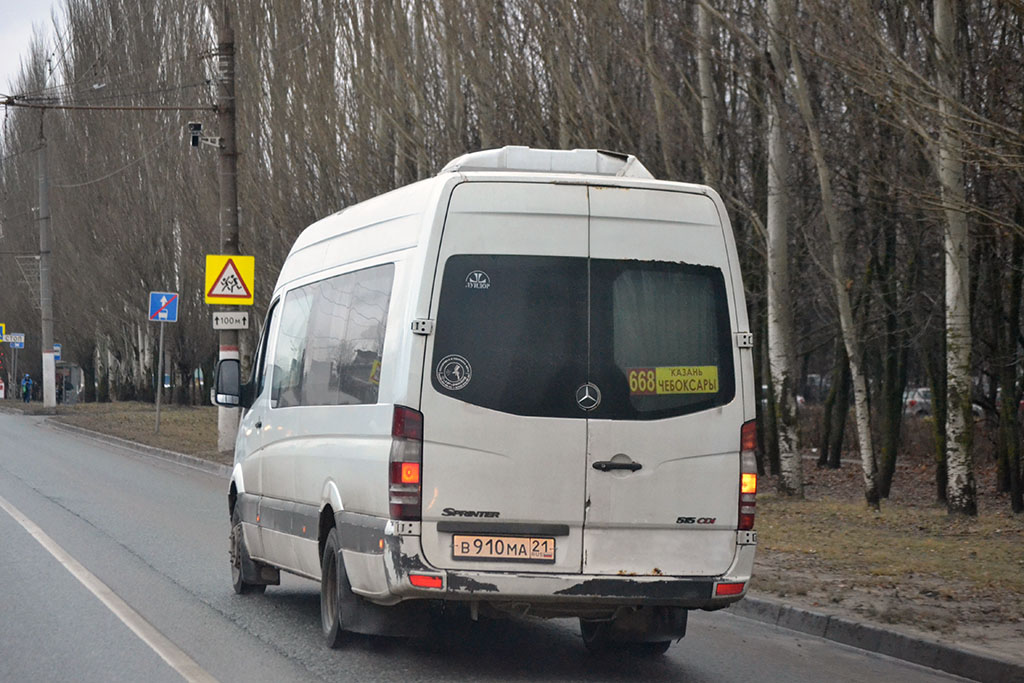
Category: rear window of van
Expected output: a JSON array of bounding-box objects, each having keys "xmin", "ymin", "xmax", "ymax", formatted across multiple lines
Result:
[{"xmin": 430, "ymin": 254, "xmax": 735, "ymax": 420}]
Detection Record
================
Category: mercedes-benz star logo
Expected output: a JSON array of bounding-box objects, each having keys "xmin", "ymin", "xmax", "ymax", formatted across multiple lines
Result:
[{"xmin": 576, "ymin": 383, "xmax": 602, "ymax": 411}]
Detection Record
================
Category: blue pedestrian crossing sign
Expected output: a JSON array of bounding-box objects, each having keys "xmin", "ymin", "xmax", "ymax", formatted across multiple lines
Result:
[{"xmin": 149, "ymin": 292, "xmax": 179, "ymax": 323}]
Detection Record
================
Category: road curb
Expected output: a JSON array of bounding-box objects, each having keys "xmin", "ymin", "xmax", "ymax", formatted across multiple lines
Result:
[
  {"xmin": 729, "ymin": 595, "xmax": 1024, "ymax": 683},
  {"xmin": 45, "ymin": 419, "xmax": 232, "ymax": 478}
]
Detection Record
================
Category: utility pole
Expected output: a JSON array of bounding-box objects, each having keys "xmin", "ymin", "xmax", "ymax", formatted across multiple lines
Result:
[
  {"xmin": 38, "ymin": 112, "xmax": 56, "ymax": 409},
  {"xmin": 216, "ymin": 4, "xmax": 240, "ymax": 451}
]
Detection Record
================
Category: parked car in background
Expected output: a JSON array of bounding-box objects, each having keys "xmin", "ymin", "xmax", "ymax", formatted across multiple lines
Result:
[{"xmin": 903, "ymin": 387, "xmax": 932, "ymax": 416}]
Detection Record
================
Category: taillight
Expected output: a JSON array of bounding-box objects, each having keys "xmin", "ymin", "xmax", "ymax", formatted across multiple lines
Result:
[
  {"xmin": 715, "ymin": 582, "xmax": 746, "ymax": 596},
  {"xmin": 739, "ymin": 420, "xmax": 757, "ymax": 530},
  {"xmin": 389, "ymin": 405, "xmax": 423, "ymax": 520},
  {"xmin": 409, "ymin": 573, "xmax": 443, "ymax": 589}
]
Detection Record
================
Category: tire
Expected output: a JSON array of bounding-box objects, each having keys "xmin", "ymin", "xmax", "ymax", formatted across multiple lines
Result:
[
  {"xmin": 579, "ymin": 619, "xmax": 672, "ymax": 657},
  {"xmin": 230, "ymin": 508, "xmax": 266, "ymax": 595},
  {"xmin": 625, "ymin": 640, "xmax": 672, "ymax": 656},
  {"xmin": 320, "ymin": 527, "xmax": 349, "ymax": 648}
]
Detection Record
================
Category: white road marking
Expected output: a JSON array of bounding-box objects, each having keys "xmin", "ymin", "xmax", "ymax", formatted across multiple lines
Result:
[{"xmin": 0, "ymin": 493, "xmax": 219, "ymax": 683}]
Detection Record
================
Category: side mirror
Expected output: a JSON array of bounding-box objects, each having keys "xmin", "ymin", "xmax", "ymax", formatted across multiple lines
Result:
[{"xmin": 215, "ymin": 359, "xmax": 242, "ymax": 406}]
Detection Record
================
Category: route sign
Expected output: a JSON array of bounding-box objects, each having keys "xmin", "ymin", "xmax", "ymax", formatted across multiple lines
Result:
[
  {"xmin": 149, "ymin": 292, "xmax": 179, "ymax": 322},
  {"xmin": 53, "ymin": 344, "xmax": 61, "ymax": 361},
  {"xmin": 212, "ymin": 311, "xmax": 250, "ymax": 330},
  {"xmin": 205, "ymin": 255, "xmax": 254, "ymax": 305}
]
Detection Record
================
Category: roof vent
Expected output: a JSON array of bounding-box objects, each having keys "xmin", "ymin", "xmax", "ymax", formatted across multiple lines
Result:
[{"xmin": 439, "ymin": 146, "xmax": 654, "ymax": 179}]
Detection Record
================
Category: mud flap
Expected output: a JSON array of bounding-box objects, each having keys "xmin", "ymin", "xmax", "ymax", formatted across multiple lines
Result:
[
  {"xmin": 233, "ymin": 523, "xmax": 280, "ymax": 587},
  {"xmin": 596, "ymin": 606, "xmax": 688, "ymax": 642},
  {"xmin": 337, "ymin": 546, "xmax": 432, "ymax": 638},
  {"xmin": 255, "ymin": 565, "xmax": 281, "ymax": 585}
]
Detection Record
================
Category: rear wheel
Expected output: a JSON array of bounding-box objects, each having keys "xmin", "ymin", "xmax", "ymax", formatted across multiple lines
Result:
[
  {"xmin": 230, "ymin": 508, "xmax": 266, "ymax": 595},
  {"xmin": 320, "ymin": 527, "xmax": 350, "ymax": 648},
  {"xmin": 625, "ymin": 640, "xmax": 672, "ymax": 656}
]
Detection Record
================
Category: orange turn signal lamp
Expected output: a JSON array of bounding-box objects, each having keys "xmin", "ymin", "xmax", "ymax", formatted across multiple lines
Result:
[
  {"xmin": 741, "ymin": 472, "xmax": 757, "ymax": 494},
  {"xmin": 401, "ymin": 462, "xmax": 420, "ymax": 484}
]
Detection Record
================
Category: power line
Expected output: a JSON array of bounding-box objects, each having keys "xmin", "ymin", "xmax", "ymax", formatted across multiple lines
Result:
[
  {"xmin": 13, "ymin": 49, "xmax": 207, "ymax": 101},
  {"xmin": 54, "ymin": 135, "xmax": 171, "ymax": 188},
  {"xmin": 50, "ymin": 81, "xmax": 210, "ymax": 107},
  {"xmin": 49, "ymin": 16, "xmax": 75, "ymax": 82},
  {"xmin": 1, "ymin": 97, "xmax": 214, "ymax": 113}
]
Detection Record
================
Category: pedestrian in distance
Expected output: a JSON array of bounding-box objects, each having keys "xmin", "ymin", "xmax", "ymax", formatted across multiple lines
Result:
[{"xmin": 21, "ymin": 374, "xmax": 32, "ymax": 403}]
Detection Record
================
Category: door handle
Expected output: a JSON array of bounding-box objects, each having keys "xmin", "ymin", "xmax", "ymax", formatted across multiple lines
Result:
[{"xmin": 592, "ymin": 461, "xmax": 642, "ymax": 472}]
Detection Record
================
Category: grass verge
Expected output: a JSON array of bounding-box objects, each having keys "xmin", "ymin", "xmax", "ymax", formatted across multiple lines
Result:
[{"xmin": 44, "ymin": 400, "xmax": 228, "ymax": 465}]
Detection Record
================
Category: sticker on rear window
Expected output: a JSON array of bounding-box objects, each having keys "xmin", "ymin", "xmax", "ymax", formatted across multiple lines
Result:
[
  {"xmin": 437, "ymin": 354, "xmax": 473, "ymax": 391},
  {"xmin": 628, "ymin": 366, "xmax": 719, "ymax": 395},
  {"xmin": 465, "ymin": 271, "xmax": 490, "ymax": 290}
]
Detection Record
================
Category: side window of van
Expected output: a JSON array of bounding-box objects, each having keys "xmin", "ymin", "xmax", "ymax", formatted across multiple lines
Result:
[
  {"xmin": 251, "ymin": 300, "xmax": 278, "ymax": 399},
  {"xmin": 271, "ymin": 263, "xmax": 395, "ymax": 408},
  {"xmin": 272, "ymin": 286, "xmax": 315, "ymax": 408}
]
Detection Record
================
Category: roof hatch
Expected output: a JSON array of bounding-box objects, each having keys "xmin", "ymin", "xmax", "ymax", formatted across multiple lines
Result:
[{"xmin": 439, "ymin": 146, "xmax": 654, "ymax": 179}]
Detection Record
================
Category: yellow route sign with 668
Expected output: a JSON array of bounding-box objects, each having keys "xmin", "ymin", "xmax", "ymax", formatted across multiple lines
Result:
[
  {"xmin": 628, "ymin": 366, "xmax": 719, "ymax": 395},
  {"xmin": 205, "ymin": 255, "xmax": 255, "ymax": 305}
]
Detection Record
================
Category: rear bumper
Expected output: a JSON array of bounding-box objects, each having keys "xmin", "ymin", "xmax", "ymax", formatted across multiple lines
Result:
[{"xmin": 376, "ymin": 521, "xmax": 756, "ymax": 612}]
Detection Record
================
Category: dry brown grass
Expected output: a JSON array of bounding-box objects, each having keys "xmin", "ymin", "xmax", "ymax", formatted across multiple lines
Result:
[
  {"xmin": 754, "ymin": 441, "xmax": 1024, "ymax": 659},
  {"xmin": 758, "ymin": 494, "xmax": 1024, "ymax": 594},
  {"xmin": 48, "ymin": 401, "xmax": 230, "ymax": 465}
]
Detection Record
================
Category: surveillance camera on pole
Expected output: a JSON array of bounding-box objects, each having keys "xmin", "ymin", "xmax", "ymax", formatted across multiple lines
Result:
[
  {"xmin": 186, "ymin": 121, "xmax": 222, "ymax": 150},
  {"xmin": 188, "ymin": 121, "xmax": 202, "ymax": 147}
]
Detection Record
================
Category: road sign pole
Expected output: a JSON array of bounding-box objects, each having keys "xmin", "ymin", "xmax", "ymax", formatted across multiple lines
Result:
[
  {"xmin": 217, "ymin": 10, "xmax": 241, "ymax": 453},
  {"xmin": 38, "ymin": 112, "xmax": 57, "ymax": 409},
  {"xmin": 155, "ymin": 322, "xmax": 164, "ymax": 434}
]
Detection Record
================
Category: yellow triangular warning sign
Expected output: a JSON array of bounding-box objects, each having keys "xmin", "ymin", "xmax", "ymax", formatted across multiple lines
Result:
[{"xmin": 205, "ymin": 254, "xmax": 255, "ymax": 305}]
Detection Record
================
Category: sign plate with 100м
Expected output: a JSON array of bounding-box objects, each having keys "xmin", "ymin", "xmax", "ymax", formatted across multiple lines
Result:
[{"xmin": 212, "ymin": 311, "xmax": 250, "ymax": 330}]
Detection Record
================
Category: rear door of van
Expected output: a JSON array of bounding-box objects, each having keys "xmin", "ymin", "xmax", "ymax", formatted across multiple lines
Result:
[
  {"xmin": 582, "ymin": 186, "xmax": 743, "ymax": 576},
  {"xmin": 419, "ymin": 181, "xmax": 743, "ymax": 578},
  {"xmin": 418, "ymin": 182, "xmax": 590, "ymax": 574}
]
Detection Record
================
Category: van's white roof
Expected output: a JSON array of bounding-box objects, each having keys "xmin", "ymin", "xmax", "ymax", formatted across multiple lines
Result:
[{"xmin": 284, "ymin": 148, "xmax": 714, "ymax": 270}]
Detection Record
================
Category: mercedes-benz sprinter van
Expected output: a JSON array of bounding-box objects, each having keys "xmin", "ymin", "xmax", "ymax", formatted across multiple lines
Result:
[{"xmin": 216, "ymin": 147, "xmax": 757, "ymax": 654}]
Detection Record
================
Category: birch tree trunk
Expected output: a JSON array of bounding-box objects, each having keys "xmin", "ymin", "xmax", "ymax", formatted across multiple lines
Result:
[
  {"xmin": 643, "ymin": 0, "xmax": 676, "ymax": 178},
  {"xmin": 766, "ymin": 0, "xmax": 802, "ymax": 497},
  {"xmin": 790, "ymin": 43, "xmax": 880, "ymax": 508},
  {"xmin": 934, "ymin": 0, "xmax": 977, "ymax": 515},
  {"xmin": 697, "ymin": 1, "xmax": 717, "ymax": 184}
]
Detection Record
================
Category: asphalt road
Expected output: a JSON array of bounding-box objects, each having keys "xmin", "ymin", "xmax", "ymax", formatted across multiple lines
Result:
[{"xmin": 0, "ymin": 412, "xmax": 968, "ymax": 682}]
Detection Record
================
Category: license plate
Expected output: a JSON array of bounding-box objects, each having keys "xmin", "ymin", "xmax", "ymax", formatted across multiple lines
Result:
[{"xmin": 452, "ymin": 534, "xmax": 555, "ymax": 563}]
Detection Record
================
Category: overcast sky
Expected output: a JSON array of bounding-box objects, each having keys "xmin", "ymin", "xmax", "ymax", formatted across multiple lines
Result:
[{"xmin": 0, "ymin": 0, "xmax": 58, "ymax": 95}]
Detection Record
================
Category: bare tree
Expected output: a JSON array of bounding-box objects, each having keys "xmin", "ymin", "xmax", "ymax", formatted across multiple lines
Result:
[
  {"xmin": 934, "ymin": 0, "xmax": 976, "ymax": 515},
  {"xmin": 790, "ymin": 36, "xmax": 879, "ymax": 508},
  {"xmin": 765, "ymin": 0, "xmax": 801, "ymax": 496}
]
